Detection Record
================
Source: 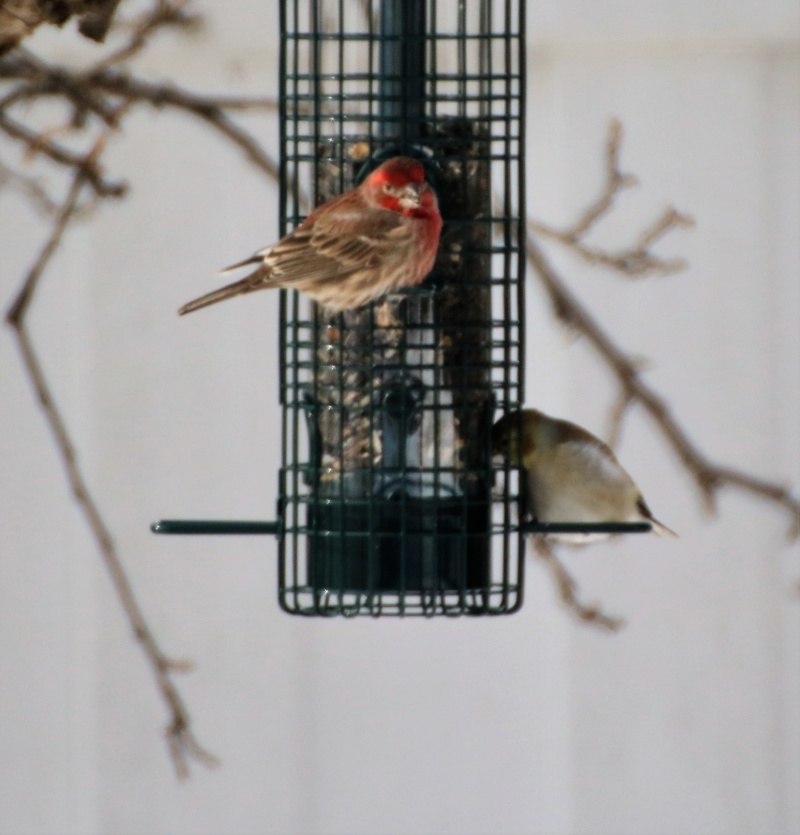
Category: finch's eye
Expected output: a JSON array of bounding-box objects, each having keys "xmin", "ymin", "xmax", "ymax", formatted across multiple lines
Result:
[{"xmin": 383, "ymin": 183, "xmax": 398, "ymax": 194}]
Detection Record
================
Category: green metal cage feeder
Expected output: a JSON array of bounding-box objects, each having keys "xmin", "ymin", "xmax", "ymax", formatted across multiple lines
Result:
[
  {"xmin": 153, "ymin": 0, "xmax": 655, "ymax": 614},
  {"xmin": 280, "ymin": 0, "xmax": 527, "ymax": 616},
  {"xmin": 156, "ymin": 0, "xmax": 530, "ymax": 616}
]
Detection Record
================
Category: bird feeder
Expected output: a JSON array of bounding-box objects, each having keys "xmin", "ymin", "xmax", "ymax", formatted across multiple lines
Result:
[{"xmin": 155, "ymin": 0, "xmax": 528, "ymax": 616}]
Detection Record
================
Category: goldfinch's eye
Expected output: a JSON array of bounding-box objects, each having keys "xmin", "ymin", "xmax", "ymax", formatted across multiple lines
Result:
[{"xmin": 383, "ymin": 183, "xmax": 397, "ymax": 194}]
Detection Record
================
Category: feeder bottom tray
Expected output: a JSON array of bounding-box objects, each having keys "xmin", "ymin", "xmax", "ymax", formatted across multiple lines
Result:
[{"xmin": 306, "ymin": 495, "xmax": 490, "ymax": 593}]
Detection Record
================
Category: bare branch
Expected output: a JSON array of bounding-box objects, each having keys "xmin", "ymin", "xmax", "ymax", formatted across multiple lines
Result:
[
  {"xmin": 90, "ymin": 73, "xmax": 280, "ymax": 180},
  {"xmin": 530, "ymin": 119, "xmax": 695, "ymax": 278},
  {"xmin": 87, "ymin": 0, "xmax": 199, "ymax": 73},
  {"xmin": 5, "ymin": 135, "xmax": 217, "ymax": 779},
  {"xmin": 525, "ymin": 230, "xmax": 800, "ymax": 539},
  {"xmin": 92, "ymin": 72, "xmax": 280, "ymax": 112},
  {"xmin": 520, "ymin": 119, "xmax": 799, "ymax": 540},
  {"xmin": 605, "ymin": 389, "xmax": 634, "ymax": 452},
  {"xmin": 0, "ymin": 110, "xmax": 127, "ymax": 196},
  {"xmin": 570, "ymin": 118, "xmax": 638, "ymax": 238},
  {"xmin": 0, "ymin": 52, "xmax": 122, "ymax": 124},
  {"xmin": 0, "ymin": 2, "xmax": 286, "ymax": 775},
  {"xmin": 5, "ymin": 150, "xmax": 89, "ymax": 325},
  {"xmin": 0, "ymin": 156, "xmax": 60, "ymax": 213},
  {"xmin": 0, "ymin": 53, "xmax": 280, "ymax": 187},
  {"xmin": 532, "ymin": 539, "xmax": 624, "ymax": 631}
]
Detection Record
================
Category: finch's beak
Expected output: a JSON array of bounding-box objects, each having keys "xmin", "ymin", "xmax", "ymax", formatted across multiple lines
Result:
[{"xmin": 401, "ymin": 182, "xmax": 423, "ymax": 208}]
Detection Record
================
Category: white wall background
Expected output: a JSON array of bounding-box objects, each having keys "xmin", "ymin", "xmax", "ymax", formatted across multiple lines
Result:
[{"xmin": 1, "ymin": 2, "xmax": 798, "ymax": 833}]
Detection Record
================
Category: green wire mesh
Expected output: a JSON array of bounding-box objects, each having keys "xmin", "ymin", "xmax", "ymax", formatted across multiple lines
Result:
[{"xmin": 277, "ymin": 0, "xmax": 526, "ymax": 616}]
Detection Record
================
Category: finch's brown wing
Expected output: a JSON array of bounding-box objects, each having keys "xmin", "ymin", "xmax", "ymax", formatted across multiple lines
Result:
[{"xmin": 264, "ymin": 207, "xmax": 409, "ymax": 288}]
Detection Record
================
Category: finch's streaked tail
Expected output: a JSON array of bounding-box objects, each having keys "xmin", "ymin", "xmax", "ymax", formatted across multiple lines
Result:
[{"xmin": 178, "ymin": 270, "xmax": 265, "ymax": 315}]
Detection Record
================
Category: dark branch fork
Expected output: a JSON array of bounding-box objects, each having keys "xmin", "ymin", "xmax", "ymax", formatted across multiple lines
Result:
[
  {"xmin": 0, "ymin": 0, "xmax": 274, "ymax": 779},
  {"xmin": 526, "ymin": 121, "xmax": 799, "ymax": 540},
  {"xmin": 5, "ymin": 132, "xmax": 218, "ymax": 779},
  {"xmin": 520, "ymin": 120, "xmax": 799, "ymax": 628},
  {"xmin": 529, "ymin": 118, "xmax": 695, "ymax": 278}
]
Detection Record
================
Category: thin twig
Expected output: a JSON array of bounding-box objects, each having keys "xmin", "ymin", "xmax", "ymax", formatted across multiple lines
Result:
[
  {"xmin": 605, "ymin": 389, "xmax": 634, "ymax": 451},
  {"xmin": 532, "ymin": 539, "xmax": 624, "ymax": 631},
  {"xmin": 5, "ymin": 135, "xmax": 218, "ymax": 779},
  {"xmin": 93, "ymin": 72, "xmax": 281, "ymax": 179},
  {"xmin": 530, "ymin": 221, "xmax": 692, "ymax": 277},
  {"xmin": 2, "ymin": 49, "xmax": 121, "ymax": 124},
  {"xmin": 87, "ymin": 73, "xmax": 280, "ymax": 179},
  {"xmin": 87, "ymin": 0, "xmax": 199, "ymax": 74},
  {"xmin": 0, "ymin": 110, "xmax": 126, "ymax": 196},
  {"xmin": 91, "ymin": 72, "xmax": 281, "ymax": 111},
  {"xmin": 0, "ymin": 156, "xmax": 60, "ymax": 214},
  {"xmin": 530, "ymin": 119, "xmax": 694, "ymax": 278},
  {"xmin": 570, "ymin": 118, "xmax": 638, "ymax": 238},
  {"xmin": 5, "ymin": 161, "xmax": 87, "ymax": 326}
]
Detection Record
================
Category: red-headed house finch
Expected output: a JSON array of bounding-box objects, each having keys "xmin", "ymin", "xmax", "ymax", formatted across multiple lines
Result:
[
  {"xmin": 492, "ymin": 408, "xmax": 677, "ymax": 543},
  {"xmin": 178, "ymin": 156, "xmax": 442, "ymax": 315}
]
